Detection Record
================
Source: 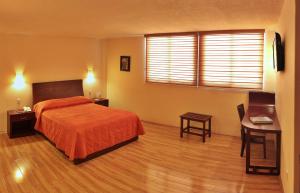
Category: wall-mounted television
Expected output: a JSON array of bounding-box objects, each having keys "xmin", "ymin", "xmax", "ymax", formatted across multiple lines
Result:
[{"xmin": 272, "ymin": 32, "xmax": 284, "ymax": 71}]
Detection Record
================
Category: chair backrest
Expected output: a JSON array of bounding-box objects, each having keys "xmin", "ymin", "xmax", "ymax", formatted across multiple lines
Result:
[
  {"xmin": 249, "ymin": 91, "xmax": 275, "ymax": 106},
  {"xmin": 237, "ymin": 104, "xmax": 245, "ymax": 122}
]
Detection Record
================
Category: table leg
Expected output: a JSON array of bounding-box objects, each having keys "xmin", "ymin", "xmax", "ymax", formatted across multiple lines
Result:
[
  {"xmin": 203, "ymin": 121, "xmax": 206, "ymax": 143},
  {"xmin": 187, "ymin": 120, "xmax": 190, "ymax": 133},
  {"xmin": 209, "ymin": 119, "xmax": 211, "ymax": 137},
  {"xmin": 246, "ymin": 128, "xmax": 251, "ymax": 173},
  {"xmin": 180, "ymin": 118, "xmax": 183, "ymax": 138},
  {"xmin": 276, "ymin": 132, "xmax": 281, "ymax": 175}
]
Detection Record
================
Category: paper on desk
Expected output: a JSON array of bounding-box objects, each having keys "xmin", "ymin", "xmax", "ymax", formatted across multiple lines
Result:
[{"xmin": 250, "ymin": 116, "xmax": 273, "ymax": 124}]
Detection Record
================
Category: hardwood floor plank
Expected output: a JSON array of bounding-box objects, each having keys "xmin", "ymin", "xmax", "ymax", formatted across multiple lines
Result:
[{"xmin": 0, "ymin": 122, "xmax": 282, "ymax": 193}]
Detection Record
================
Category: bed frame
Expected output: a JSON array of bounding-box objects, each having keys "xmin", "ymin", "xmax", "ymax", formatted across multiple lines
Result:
[{"xmin": 32, "ymin": 79, "xmax": 139, "ymax": 164}]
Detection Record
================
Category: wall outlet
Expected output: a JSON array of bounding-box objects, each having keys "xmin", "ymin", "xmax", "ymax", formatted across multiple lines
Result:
[{"xmin": 16, "ymin": 98, "xmax": 21, "ymax": 109}]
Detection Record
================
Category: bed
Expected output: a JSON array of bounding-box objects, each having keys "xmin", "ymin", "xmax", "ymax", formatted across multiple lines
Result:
[{"xmin": 32, "ymin": 79, "xmax": 144, "ymax": 164}]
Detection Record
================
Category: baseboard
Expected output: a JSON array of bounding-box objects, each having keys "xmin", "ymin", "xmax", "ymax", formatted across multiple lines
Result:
[
  {"xmin": 142, "ymin": 120, "xmax": 178, "ymax": 129},
  {"xmin": 141, "ymin": 120, "xmax": 239, "ymax": 138},
  {"xmin": 279, "ymin": 175, "xmax": 285, "ymax": 193}
]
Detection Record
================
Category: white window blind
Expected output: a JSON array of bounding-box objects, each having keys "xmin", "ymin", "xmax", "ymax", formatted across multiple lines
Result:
[
  {"xmin": 199, "ymin": 31, "xmax": 264, "ymax": 89},
  {"xmin": 145, "ymin": 33, "xmax": 198, "ymax": 86}
]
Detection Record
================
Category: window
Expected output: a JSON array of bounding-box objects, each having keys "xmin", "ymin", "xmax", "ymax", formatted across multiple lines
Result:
[
  {"xmin": 199, "ymin": 31, "xmax": 264, "ymax": 89},
  {"xmin": 145, "ymin": 30, "xmax": 264, "ymax": 89},
  {"xmin": 145, "ymin": 33, "xmax": 198, "ymax": 86}
]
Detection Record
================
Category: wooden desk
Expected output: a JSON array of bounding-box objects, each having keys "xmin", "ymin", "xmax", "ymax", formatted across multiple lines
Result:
[{"xmin": 242, "ymin": 105, "xmax": 281, "ymax": 175}]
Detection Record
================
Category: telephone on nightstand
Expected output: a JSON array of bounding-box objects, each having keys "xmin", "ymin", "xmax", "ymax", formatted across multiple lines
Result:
[{"xmin": 23, "ymin": 106, "xmax": 31, "ymax": 112}]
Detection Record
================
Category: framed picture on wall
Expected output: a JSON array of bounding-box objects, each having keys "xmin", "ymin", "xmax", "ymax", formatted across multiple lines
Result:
[{"xmin": 120, "ymin": 56, "xmax": 130, "ymax": 72}]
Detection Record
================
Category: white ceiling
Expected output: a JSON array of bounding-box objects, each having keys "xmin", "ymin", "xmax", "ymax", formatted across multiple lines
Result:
[{"xmin": 0, "ymin": 0, "xmax": 284, "ymax": 38}]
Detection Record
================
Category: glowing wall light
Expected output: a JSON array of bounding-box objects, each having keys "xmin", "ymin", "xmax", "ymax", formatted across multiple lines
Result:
[
  {"xmin": 84, "ymin": 67, "xmax": 96, "ymax": 98},
  {"xmin": 12, "ymin": 72, "xmax": 25, "ymax": 90},
  {"xmin": 86, "ymin": 67, "xmax": 95, "ymax": 84}
]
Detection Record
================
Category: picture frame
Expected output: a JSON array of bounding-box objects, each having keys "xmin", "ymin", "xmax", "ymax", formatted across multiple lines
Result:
[{"xmin": 120, "ymin": 56, "xmax": 130, "ymax": 72}]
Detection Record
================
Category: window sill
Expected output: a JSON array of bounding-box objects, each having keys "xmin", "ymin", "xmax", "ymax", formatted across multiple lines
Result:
[
  {"xmin": 198, "ymin": 86, "xmax": 262, "ymax": 93},
  {"xmin": 144, "ymin": 81, "xmax": 197, "ymax": 88},
  {"xmin": 145, "ymin": 81, "xmax": 263, "ymax": 93}
]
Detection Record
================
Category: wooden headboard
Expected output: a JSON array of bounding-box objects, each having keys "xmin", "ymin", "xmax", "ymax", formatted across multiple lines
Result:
[{"xmin": 32, "ymin": 79, "xmax": 84, "ymax": 105}]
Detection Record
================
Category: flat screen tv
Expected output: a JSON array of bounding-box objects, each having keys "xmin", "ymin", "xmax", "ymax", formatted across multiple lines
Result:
[{"xmin": 272, "ymin": 32, "xmax": 284, "ymax": 71}]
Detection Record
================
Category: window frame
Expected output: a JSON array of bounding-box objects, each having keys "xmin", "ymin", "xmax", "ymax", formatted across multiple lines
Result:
[
  {"xmin": 198, "ymin": 29, "xmax": 265, "ymax": 90},
  {"xmin": 145, "ymin": 32, "xmax": 199, "ymax": 86},
  {"xmin": 145, "ymin": 29, "xmax": 265, "ymax": 90}
]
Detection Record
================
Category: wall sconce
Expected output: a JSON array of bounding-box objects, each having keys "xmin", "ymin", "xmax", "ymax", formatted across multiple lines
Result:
[
  {"xmin": 86, "ymin": 67, "xmax": 95, "ymax": 84},
  {"xmin": 85, "ymin": 67, "xmax": 96, "ymax": 98},
  {"xmin": 12, "ymin": 72, "xmax": 25, "ymax": 90}
]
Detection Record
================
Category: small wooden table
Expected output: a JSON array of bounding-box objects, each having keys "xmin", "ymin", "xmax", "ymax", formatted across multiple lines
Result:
[
  {"xmin": 7, "ymin": 110, "xmax": 36, "ymax": 138},
  {"xmin": 180, "ymin": 112, "xmax": 212, "ymax": 143}
]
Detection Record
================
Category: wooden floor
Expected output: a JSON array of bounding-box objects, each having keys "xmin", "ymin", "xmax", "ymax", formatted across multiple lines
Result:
[{"xmin": 0, "ymin": 122, "xmax": 282, "ymax": 193}]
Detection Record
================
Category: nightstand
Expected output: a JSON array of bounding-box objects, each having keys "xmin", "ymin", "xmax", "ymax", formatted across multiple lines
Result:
[
  {"xmin": 7, "ymin": 110, "xmax": 36, "ymax": 138},
  {"xmin": 92, "ymin": 98, "xmax": 109, "ymax": 107}
]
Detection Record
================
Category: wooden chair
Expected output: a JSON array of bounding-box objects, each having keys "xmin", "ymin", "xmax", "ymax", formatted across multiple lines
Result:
[{"xmin": 237, "ymin": 104, "xmax": 267, "ymax": 159}]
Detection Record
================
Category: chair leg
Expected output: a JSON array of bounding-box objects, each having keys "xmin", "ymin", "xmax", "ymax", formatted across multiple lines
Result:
[
  {"xmin": 263, "ymin": 138, "xmax": 267, "ymax": 159},
  {"xmin": 241, "ymin": 137, "xmax": 246, "ymax": 157}
]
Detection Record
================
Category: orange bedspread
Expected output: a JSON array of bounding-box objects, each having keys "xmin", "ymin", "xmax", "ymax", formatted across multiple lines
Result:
[{"xmin": 34, "ymin": 96, "xmax": 144, "ymax": 160}]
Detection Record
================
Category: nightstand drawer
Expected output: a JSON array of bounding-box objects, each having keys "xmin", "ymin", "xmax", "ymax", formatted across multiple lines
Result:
[{"xmin": 10, "ymin": 113, "xmax": 35, "ymax": 122}]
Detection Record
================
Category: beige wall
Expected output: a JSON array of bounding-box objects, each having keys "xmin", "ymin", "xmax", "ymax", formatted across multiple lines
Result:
[
  {"xmin": 106, "ymin": 34, "xmax": 275, "ymax": 137},
  {"xmin": 295, "ymin": 0, "xmax": 300, "ymax": 192},
  {"xmin": 275, "ymin": 0, "xmax": 296, "ymax": 192},
  {"xmin": 264, "ymin": 31, "xmax": 277, "ymax": 92},
  {"xmin": 0, "ymin": 34, "xmax": 106, "ymax": 133}
]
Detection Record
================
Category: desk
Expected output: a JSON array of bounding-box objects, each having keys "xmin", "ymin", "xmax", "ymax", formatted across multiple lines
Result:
[{"xmin": 242, "ymin": 105, "xmax": 281, "ymax": 175}]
